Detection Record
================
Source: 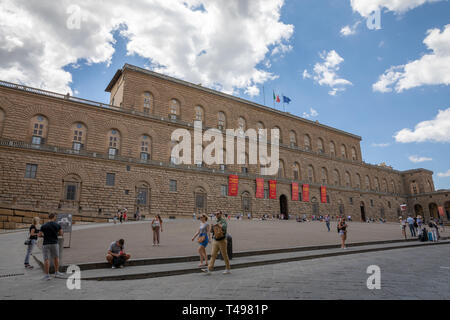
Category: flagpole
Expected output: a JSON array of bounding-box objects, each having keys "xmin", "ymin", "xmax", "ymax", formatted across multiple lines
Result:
[
  {"xmin": 263, "ymin": 85, "xmax": 266, "ymax": 106},
  {"xmin": 282, "ymin": 93, "xmax": 285, "ymax": 112}
]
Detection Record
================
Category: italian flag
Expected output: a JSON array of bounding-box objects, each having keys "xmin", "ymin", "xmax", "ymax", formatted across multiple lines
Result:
[{"xmin": 273, "ymin": 91, "xmax": 280, "ymax": 103}]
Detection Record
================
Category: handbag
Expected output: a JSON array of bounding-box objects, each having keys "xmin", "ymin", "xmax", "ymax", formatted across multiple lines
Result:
[{"xmin": 197, "ymin": 235, "xmax": 206, "ymax": 243}]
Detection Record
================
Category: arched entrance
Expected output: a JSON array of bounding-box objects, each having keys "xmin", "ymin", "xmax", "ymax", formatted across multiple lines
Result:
[
  {"xmin": 360, "ymin": 201, "xmax": 366, "ymax": 222},
  {"xmin": 414, "ymin": 204, "xmax": 424, "ymax": 217},
  {"xmin": 445, "ymin": 201, "xmax": 450, "ymax": 220},
  {"xmin": 280, "ymin": 194, "xmax": 288, "ymax": 220},
  {"xmin": 241, "ymin": 191, "xmax": 252, "ymax": 217},
  {"xmin": 311, "ymin": 197, "xmax": 319, "ymax": 216},
  {"xmin": 135, "ymin": 182, "xmax": 150, "ymax": 218},
  {"xmin": 429, "ymin": 203, "xmax": 438, "ymax": 219}
]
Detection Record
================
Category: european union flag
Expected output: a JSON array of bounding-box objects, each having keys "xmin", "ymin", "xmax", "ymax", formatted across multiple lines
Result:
[{"xmin": 283, "ymin": 95, "xmax": 291, "ymax": 104}]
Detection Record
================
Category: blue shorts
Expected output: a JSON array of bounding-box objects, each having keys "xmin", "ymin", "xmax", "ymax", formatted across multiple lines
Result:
[{"xmin": 199, "ymin": 233, "xmax": 209, "ymax": 248}]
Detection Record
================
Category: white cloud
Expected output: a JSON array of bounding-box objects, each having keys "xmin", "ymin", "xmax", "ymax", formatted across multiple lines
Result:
[
  {"xmin": 371, "ymin": 143, "xmax": 390, "ymax": 147},
  {"xmin": 350, "ymin": 0, "xmax": 442, "ymax": 18},
  {"xmin": 437, "ymin": 169, "xmax": 450, "ymax": 177},
  {"xmin": 303, "ymin": 50, "xmax": 352, "ymax": 96},
  {"xmin": 0, "ymin": 0, "xmax": 294, "ymax": 96},
  {"xmin": 245, "ymin": 85, "xmax": 260, "ymax": 97},
  {"xmin": 302, "ymin": 107, "xmax": 319, "ymax": 119},
  {"xmin": 373, "ymin": 24, "xmax": 450, "ymax": 93},
  {"xmin": 340, "ymin": 21, "xmax": 361, "ymax": 37},
  {"xmin": 408, "ymin": 155, "xmax": 432, "ymax": 163},
  {"xmin": 394, "ymin": 108, "xmax": 450, "ymax": 143}
]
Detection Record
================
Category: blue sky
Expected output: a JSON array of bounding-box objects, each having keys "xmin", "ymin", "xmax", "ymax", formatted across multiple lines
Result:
[{"xmin": 2, "ymin": 0, "xmax": 450, "ymax": 189}]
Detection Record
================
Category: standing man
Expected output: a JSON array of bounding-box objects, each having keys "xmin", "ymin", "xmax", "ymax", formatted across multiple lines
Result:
[
  {"xmin": 406, "ymin": 215, "xmax": 416, "ymax": 237},
  {"xmin": 325, "ymin": 215, "xmax": 331, "ymax": 232},
  {"xmin": 202, "ymin": 211, "xmax": 231, "ymax": 275},
  {"xmin": 38, "ymin": 213, "xmax": 64, "ymax": 280}
]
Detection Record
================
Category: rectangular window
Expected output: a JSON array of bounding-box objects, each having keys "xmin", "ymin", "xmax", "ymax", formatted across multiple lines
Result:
[
  {"xmin": 169, "ymin": 180, "xmax": 177, "ymax": 192},
  {"xmin": 65, "ymin": 185, "xmax": 77, "ymax": 201},
  {"xmin": 349, "ymin": 197, "xmax": 353, "ymax": 205},
  {"xmin": 106, "ymin": 173, "xmax": 115, "ymax": 186},
  {"xmin": 241, "ymin": 167, "xmax": 248, "ymax": 174},
  {"xmin": 298, "ymin": 192, "xmax": 302, "ymax": 202},
  {"xmin": 31, "ymin": 136, "xmax": 42, "ymax": 145},
  {"xmin": 326, "ymin": 195, "xmax": 330, "ymax": 203},
  {"xmin": 140, "ymin": 152, "xmax": 149, "ymax": 161},
  {"xmin": 264, "ymin": 189, "xmax": 269, "ymax": 199},
  {"xmin": 220, "ymin": 164, "xmax": 226, "ymax": 171},
  {"xmin": 370, "ymin": 199, "xmax": 374, "ymax": 207},
  {"xmin": 221, "ymin": 185, "xmax": 227, "ymax": 197},
  {"xmin": 73, "ymin": 142, "xmax": 82, "ymax": 151},
  {"xmin": 137, "ymin": 188, "xmax": 147, "ymax": 205},
  {"xmin": 25, "ymin": 164, "xmax": 37, "ymax": 179},
  {"xmin": 108, "ymin": 148, "xmax": 117, "ymax": 157}
]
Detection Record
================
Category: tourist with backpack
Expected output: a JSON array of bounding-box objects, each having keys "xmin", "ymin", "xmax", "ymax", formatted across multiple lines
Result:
[{"xmin": 202, "ymin": 211, "xmax": 231, "ymax": 275}]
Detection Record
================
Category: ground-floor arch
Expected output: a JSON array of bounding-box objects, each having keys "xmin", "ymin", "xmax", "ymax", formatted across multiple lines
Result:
[
  {"xmin": 280, "ymin": 194, "xmax": 288, "ymax": 220},
  {"xmin": 360, "ymin": 201, "xmax": 366, "ymax": 222},
  {"xmin": 429, "ymin": 203, "xmax": 438, "ymax": 219},
  {"xmin": 414, "ymin": 204, "xmax": 423, "ymax": 217}
]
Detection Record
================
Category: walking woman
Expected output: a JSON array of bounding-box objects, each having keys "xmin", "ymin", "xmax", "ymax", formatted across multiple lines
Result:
[
  {"xmin": 151, "ymin": 214, "xmax": 163, "ymax": 246},
  {"xmin": 400, "ymin": 217, "xmax": 407, "ymax": 240},
  {"xmin": 24, "ymin": 216, "xmax": 40, "ymax": 269},
  {"xmin": 337, "ymin": 218, "xmax": 348, "ymax": 249},
  {"xmin": 192, "ymin": 214, "xmax": 210, "ymax": 267}
]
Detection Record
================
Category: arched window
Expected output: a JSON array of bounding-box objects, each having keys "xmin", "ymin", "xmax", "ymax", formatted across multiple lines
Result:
[
  {"xmin": 345, "ymin": 171, "xmax": 351, "ymax": 187},
  {"xmin": 278, "ymin": 159, "xmax": 285, "ymax": 178},
  {"xmin": 0, "ymin": 108, "xmax": 4, "ymax": 136},
  {"xmin": 71, "ymin": 122, "xmax": 87, "ymax": 152},
  {"xmin": 410, "ymin": 181, "xmax": 419, "ymax": 194},
  {"xmin": 107, "ymin": 129, "xmax": 121, "ymax": 157},
  {"xmin": 329, "ymin": 141, "xmax": 336, "ymax": 157},
  {"xmin": 142, "ymin": 92, "xmax": 153, "ymax": 114},
  {"xmin": 307, "ymin": 165, "xmax": 315, "ymax": 183},
  {"xmin": 333, "ymin": 169, "xmax": 340, "ymax": 186},
  {"xmin": 136, "ymin": 182, "xmax": 150, "ymax": 207},
  {"xmin": 317, "ymin": 138, "xmax": 324, "ymax": 153},
  {"xmin": 321, "ymin": 167, "xmax": 328, "ymax": 185},
  {"xmin": 293, "ymin": 162, "xmax": 301, "ymax": 180},
  {"xmin": 383, "ymin": 179, "xmax": 388, "ymax": 192},
  {"xmin": 351, "ymin": 147, "xmax": 357, "ymax": 161},
  {"xmin": 273, "ymin": 126, "xmax": 282, "ymax": 144},
  {"xmin": 374, "ymin": 177, "xmax": 380, "ymax": 191},
  {"xmin": 391, "ymin": 180, "xmax": 396, "ymax": 194},
  {"xmin": 238, "ymin": 117, "xmax": 246, "ymax": 131},
  {"xmin": 194, "ymin": 105, "xmax": 204, "ymax": 122},
  {"xmin": 304, "ymin": 134, "xmax": 311, "ymax": 151},
  {"xmin": 356, "ymin": 173, "xmax": 361, "ymax": 189},
  {"xmin": 341, "ymin": 144, "xmax": 347, "ymax": 159},
  {"xmin": 140, "ymin": 135, "xmax": 151, "ymax": 161},
  {"xmin": 365, "ymin": 175, "xmax": 371, "ymax": 190},
  {"xmin": 62, "ymin": 174, "xmax": 81, "ymax": 202},
  {"xmin": 169, "ymin": 99, "xmax": 180, "ymax": 119},
  {"xmin": 218, "ymin": 112, "xmax": 226, "ymax": 130},
  {"xmin": 30, "ymin": 115, "xmax": 49, "ymax": 145},
  {"xmin": 289, "ymin": 130, "xmax": 297, "ymax": 147}
]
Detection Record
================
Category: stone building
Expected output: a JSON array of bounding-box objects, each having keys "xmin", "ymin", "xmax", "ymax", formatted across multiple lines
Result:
[{"xmin": 0, "ymin": 63, "xmax": 449, "ymax": 228}]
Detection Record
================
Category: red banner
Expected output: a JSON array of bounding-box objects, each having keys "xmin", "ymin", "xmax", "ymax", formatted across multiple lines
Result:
[
  {"xmin": 302, "ymin": 184, "xmax": 309, "ymax": 202},
  {"xmin": 438, "ymin": 206, "xmax": 444, "ymax": 217},
  {"xmin": 228, "ymin": 175, "xmax": 238, "ymax": 196},
  {"xmin": 256, "ymin": 178, "xmax": 264, "ymax": 199},
  {"xmin": 320, "ymin": 186, "xmax": 327, "ymax": 203},
  {"xmin": 292, "ymin": 183, "xmax": 299, "ymax": 201},
  {"xmin": 269, "ymin": 180, "xmax": 277, "ymax": 199}
]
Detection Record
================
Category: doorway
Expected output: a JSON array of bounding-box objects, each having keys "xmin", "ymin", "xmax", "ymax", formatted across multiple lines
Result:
[
  {"xmin": 280, "ymin": 195, "xmax": 288, "ymax": 220},
  {"xmin": 360, "ymin": 201, "xmax": 366, "ymax": 222}
]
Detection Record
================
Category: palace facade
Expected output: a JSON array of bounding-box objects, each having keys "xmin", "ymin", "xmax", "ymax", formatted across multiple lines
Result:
[{"xmin": 0, "ymin": 63, "xmax": 449, "ymax": 227}]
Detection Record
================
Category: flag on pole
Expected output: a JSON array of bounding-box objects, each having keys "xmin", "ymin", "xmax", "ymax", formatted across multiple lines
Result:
[
  {"xmin": 273, "ymin": 91, "xmax": 281, "ymax": 103},
  {"xmin": 283, "ymin": 95, "xmax": 291, "ymax": 104}
]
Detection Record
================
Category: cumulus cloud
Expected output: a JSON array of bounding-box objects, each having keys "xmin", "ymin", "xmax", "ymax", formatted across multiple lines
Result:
[
  {"xmin": 340, "ymin": 21, "xmax": 361, "ymax": 37},
  {"xmin": 0, "ymin": 0, "xmax": 293, "ymax": 96},
  {"xmin": 371, "ymin": 143, "xmax": 390, "ymax": 147},
  {"xmin": 350, "ymin": 0, "xmax": 442, "ymax": 18},
  {"xmin": 373, "ymin": 24, "xmax": 450, "ymax": 93},
  {"xmin": 437, "ymin": 169, "xmax": 450, "ymax": 177},
  {"xmin": 303, "ymin": 50, "xmax": 352, "ymax": 96},
  {"xmin": 394, "ymin": 108, "xmax": 450, "ymax": 143},
  {"xmin": 408, "ymin": 155, "xmax": 432, "ymax": 163},
  {"xmin": 302, "ymin": 107, "xmax": 319, "ymax": 119}
]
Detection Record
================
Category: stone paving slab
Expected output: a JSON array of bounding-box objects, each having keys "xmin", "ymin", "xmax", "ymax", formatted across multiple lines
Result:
[
  {"xmin": 52, "ymin": 218, "xmax": 450, "ymax": 265},
  {"xmin": 70, "ymin": 240, "xmax": 450, "ymax": 281}
]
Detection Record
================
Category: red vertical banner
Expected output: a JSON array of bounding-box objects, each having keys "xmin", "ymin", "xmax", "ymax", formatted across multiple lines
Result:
[
  {"xmin": 228, "ymin": 175, "xmax": 238, "ymax": 196},
  {"xmin": 302, "ymin": 184, "xmax": 309, "ymax": 202},
  {"xmin": 269, "ymin": 180, "xmax": 277, "ymax": 199},
  {"xmin": 256, "ymin": 178, "xmax": 264, "ymax": 199},
  {"xmin": 320, "ymin": 186, "xmax": 327, "ymax": 203},
  {"xmin": 438, "ymin": 206, "xmax": 444, "ymax": 217},
  {"xmin": 292, "ymin": 183, "xmax": 299, "ymax": 201}
]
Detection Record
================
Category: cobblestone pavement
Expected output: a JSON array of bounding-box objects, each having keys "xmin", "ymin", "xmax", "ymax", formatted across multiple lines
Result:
[{"xmin": 1, "ymin": 237, "xmax": 449, "ymax": 299}]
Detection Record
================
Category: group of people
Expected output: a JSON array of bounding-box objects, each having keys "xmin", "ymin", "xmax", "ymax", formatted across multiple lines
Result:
[
  {"xmin": 400, "ymin": 215, "xmax": 443, "ymax": 241},
  {"xmin": 114, "ymin": 208, "xmax": 128, "ymax": 224}
]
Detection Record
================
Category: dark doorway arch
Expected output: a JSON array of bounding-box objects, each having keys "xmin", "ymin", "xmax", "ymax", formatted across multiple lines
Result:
[
  {"xmin": 360, "ymin": 201, "xmax": 366, "ymax": 222},
  {"xmin": 445, "ymin": 201, "xmax": 450, "ymax": 220},
  {"xmin": 311, "ymin": 197, "xmax": 319, "ymax": 216},
  {"xmin": 280, "ymin": 194, "xmax": 288, "ymax": 220},
  {"xmin": 194, "ymin": 188, "xmax": 207, "ymax": 215},
  {"xmin": 429, "ymin": 203, "xmax": 438, "ymax": 219},
  {"xmin": 414, "ymin": 204, "xmax": 424, "ymax": 217},
  {"xmin": 241, "ymin": 191, "xmax": 252, "ymax": 217}
]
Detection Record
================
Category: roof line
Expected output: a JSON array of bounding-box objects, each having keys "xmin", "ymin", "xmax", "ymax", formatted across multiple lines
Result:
[{"xmin": 112, "ymin": 63, "xmax": 362, "ymax": 141}]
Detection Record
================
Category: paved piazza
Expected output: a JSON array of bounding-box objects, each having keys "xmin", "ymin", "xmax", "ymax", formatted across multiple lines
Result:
[{"xmin": 31, "ymin": 218, "xmax": 450, "ymax": 265}]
